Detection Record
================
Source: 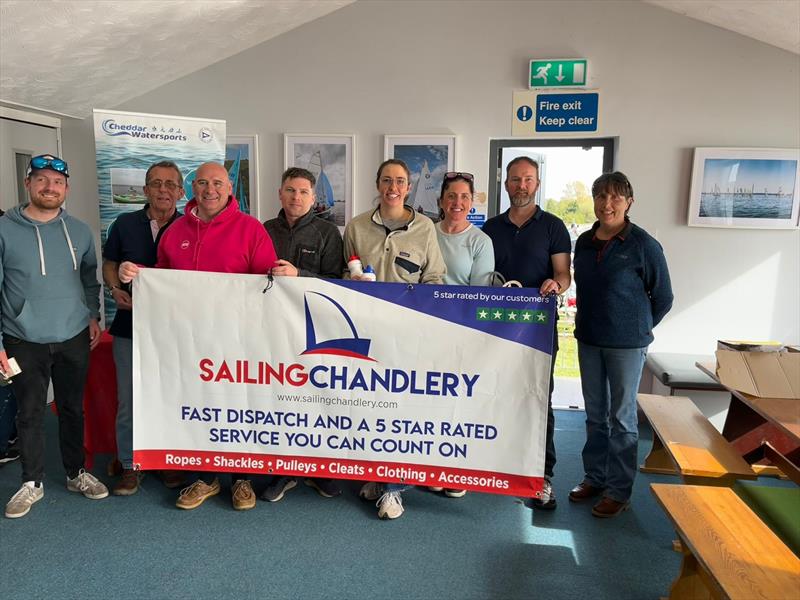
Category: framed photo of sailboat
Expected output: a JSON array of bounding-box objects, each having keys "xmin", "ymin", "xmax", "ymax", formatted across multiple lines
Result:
[
  {"xmin": 284, "ymin": 133, "xmax": 355, "ymax": 230},
  {"xmin": 384, "ymin": 135, "xmax": 456, "ymax": 222},
  {"xmin": 687, "ymin": 147, "xmax": 800, "ymax": 229},
  {"xmin": 226, "ymin": 135, "xmax": 259, "ymax": 219}
]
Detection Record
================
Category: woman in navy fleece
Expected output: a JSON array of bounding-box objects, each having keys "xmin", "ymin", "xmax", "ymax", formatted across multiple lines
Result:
[{"xmin": 569, "ymin": 172, "xmax": 673, "ymax": 518}]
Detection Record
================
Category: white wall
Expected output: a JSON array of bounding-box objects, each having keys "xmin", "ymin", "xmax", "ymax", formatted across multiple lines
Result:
[{"xmin": 63, "ymin": 0, "xmax": 799, "ymax": 351}]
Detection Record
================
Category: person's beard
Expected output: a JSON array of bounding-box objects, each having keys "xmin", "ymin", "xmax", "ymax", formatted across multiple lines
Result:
[{"xmin": 510, "ymin": 191, "xmax": 533, "ymax": 208}]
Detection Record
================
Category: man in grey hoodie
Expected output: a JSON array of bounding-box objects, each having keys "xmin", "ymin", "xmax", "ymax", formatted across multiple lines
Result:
[{"xmin": 0, "ymin": 154, "xmax": 108, "ymax": 519}]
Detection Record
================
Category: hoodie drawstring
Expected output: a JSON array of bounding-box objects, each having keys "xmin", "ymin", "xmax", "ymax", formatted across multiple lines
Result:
[
  {"xmin": 60, "ymin": 218, "xmax": 78, "ymax": 271},
  {"xmin": 32, "ymin": 225, "xmax": 47, "ymax": 276}
]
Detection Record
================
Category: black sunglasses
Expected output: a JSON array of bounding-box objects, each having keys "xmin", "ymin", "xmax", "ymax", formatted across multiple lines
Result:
[
  {"xmin": 27, "ymin": 155, "xmax": 69, "ymax": 178},
  {"xmin": 444, "ymin": 171, "xmax": 474, "ymax": 182}
]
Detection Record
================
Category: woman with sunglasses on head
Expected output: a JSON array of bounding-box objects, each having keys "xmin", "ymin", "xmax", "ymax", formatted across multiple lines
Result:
[
  {"xmin": 435, "ymin": 172, "xmax": 494, "ymax": 287},
  {"xmin": 427, "ymin": 171, "xmax": 494, "ymax": 500},
  {"xmin": 343, "ymin": 159, "xmax": 446, "ymax": 520},
  {"xmin": 569, "ymin": 172, "xmax": 673, "ymax": 519}
]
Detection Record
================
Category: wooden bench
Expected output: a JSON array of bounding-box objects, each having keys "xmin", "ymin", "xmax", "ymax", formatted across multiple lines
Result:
[
  {"xmin": 638, "ymin": 393, "xmax": 757, "ymax": 485},
  {"xmin": 651, "ymin": 483, "xmax": 800, "ymax": 600}
]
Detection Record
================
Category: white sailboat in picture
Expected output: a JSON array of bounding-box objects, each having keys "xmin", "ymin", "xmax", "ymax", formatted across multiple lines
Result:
[{"xmin": 410, "ymin": 160, "xmax": 440, "ymax": 218}]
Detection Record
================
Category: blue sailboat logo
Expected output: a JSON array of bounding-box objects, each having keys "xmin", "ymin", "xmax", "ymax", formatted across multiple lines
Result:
[{"xmin": 302, "ymin": 292, "xmax": 375, "ymax": 361}]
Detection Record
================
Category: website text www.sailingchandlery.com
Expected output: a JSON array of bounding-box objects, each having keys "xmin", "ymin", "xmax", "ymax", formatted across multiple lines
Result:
[{"xmin": 277, "ymin": 393, "xmax": 398, "ymax": 410}]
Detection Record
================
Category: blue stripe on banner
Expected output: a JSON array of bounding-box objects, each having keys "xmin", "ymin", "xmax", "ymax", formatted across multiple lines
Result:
[{"xmin": 328, "ymin": 280, "xmax": 556, "ymax": 356}]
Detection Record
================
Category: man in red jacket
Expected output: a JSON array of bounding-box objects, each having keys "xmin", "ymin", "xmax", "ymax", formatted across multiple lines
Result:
[{"xmin": 119, "ymin": 161, "xmax": 277, "ymax": 511}]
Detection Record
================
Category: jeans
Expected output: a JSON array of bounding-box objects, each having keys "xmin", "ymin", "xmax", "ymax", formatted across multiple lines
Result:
[
  {"xmin": 112, "ymin": 335, "xmax": 134, "ymax": 469},
  {"xmin": 0, "ymin": 384, "xmax": 17, "ymax": 451},
  {"xmin": 3, "ymin": 328, "xmax": 90, "ymax": 483},
  {"xmin": 577, "ymin": 342, "xmax": 646, "ymax": 503}
]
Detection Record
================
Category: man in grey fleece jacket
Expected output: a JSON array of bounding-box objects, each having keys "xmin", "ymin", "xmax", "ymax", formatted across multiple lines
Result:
[
  {"xmin": 262, "ymin": 167, "xmax": 345, "ymax": 501},
  {"xmin": 0, "ymin": 154, "xmax": 107, "ymax": 519}
]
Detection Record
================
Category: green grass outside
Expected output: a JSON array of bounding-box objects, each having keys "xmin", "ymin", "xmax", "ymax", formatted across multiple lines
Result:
[{"xmin": 555, "ymin": 312, "xmax": 580, "ymax": 378}]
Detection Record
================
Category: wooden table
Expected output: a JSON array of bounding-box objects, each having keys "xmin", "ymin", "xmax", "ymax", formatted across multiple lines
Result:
[{"xmin": 697, "ymin": 361, "xmax": 800, "ymax": 483}]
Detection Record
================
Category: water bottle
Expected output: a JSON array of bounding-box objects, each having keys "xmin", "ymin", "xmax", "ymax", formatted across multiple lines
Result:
[
  {"xmin": 361, "ymin": 265, "xmax": 377, "ymax": 282},
  {"xmin": 347, "ymin": 255, "xmax": 363, "ymax": 277}
]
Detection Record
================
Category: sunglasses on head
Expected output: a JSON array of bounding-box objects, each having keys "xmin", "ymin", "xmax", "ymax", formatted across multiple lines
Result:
[
  {"xmin": 444, "ymin": 171, "xmax": 474, "ymax": 182},
  {"xmin": 27, "ymin": 155, "xmax": 69, "ymax": 178}
]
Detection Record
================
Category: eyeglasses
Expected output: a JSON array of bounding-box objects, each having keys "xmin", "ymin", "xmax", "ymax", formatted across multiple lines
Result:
[
  {"xmin": 147, "ymin": 180, "xmax": 181, "ymax": 190},
  {"xmin": 444, "ymin": 172, "xmax": 474, "ymax": 182},
  {"xmin": 27, "ymin": 155, "xmax": 69, "ymax": 178},
  {"xmin": 380, "ymin": 177, "xmax": 408, "ymax": 187}
]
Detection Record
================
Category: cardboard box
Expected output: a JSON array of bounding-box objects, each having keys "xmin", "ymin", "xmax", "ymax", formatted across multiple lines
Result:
[
  {"xmin": 717, "ymin": 340, "xmax": 783, "ymax": 352},
  {"xmin": 716, "ymin": 347, "xmax": 800, "ymax": 399}
]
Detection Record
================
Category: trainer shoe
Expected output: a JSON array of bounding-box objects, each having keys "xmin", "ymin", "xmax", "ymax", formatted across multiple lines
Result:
[
  {"xmin": 176, "ymin": 478, "xmax": 220, "ymax": 510},
  {"xmin": 112, "ymin": 469, "xmax": 141, "ymax": 496},
  {"xmin": 444, "ymin": 489, "xmax": 467, "ymax": 498},
  {"xmin": 67, "ymin": 469, "xmax": 109, "ymax": 500},
  {"xmin": 359, "ymin": 481, "xmax": 383, "ymax": 501},
  {"xmin": 376, "ymin": 491, "xmax": 404, "ymax": 519},
  {"xmin": 304, "ymin": 478, "xmax": 342, "ymax": 498},
  {"xmin": 260, "ymin": 476, "xmax": 297, "ymax": 502},
  {"xmin": 5, "ymin": 481, "xmax": 43, "ymax": 518},
  {"xmin": 232, "ymin": 479, "xmax": 256, "ymax": 510},
  {"xmin": 531, "ymin": 478, "xmax": 556, "ymax": 510},
  {"xmin": 428, "ymin": 486, "xmax": 444, "ymax": 492},
  {"xmin": 0, "ymin": 448, "xmax": 20, "ymax": 466}
]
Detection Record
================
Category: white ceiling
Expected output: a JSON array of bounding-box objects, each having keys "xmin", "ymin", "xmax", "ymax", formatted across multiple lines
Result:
[
  {"xmin": 0, "ymin": 0, "xmax": 355, "ymax": 118},
  {"xmin": 645, "ymin": 0, "xmax": 800, "ymax": 55},
  {"xmin": 1, "ymin": 0, "xmax": 797, "ymax": 119}
]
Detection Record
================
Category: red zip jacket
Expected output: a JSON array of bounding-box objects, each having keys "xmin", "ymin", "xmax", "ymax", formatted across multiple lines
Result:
[{"xmin": 157, "ymin": 196, "xmax": 277, "ymax": 274}]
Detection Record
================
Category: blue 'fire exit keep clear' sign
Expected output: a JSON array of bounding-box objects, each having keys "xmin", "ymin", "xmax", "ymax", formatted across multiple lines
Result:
[{"xmin": 535, "ymin": 93, "xmax": 599, "ymax": 132}]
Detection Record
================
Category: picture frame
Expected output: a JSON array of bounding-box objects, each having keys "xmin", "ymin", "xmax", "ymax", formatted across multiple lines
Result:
[
  {"xmin": 284, "ymin": 133, "xmax": 355, "ymax": 230},
  {"xmin": 383, "ymin": 134, "xmax": 456, "ymax": 220},
  {"xmin": 226, "ymin": 135, "xmax": 259, "ymax": 219},
  {"xmin": 687, "ymin": 147, "xmax": 800, "ymax": 229}
]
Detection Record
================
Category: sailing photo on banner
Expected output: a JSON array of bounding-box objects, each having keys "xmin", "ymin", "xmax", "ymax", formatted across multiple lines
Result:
[
  {"xmin": 284, "ymin": 134, "xmax": 355, "ymax": 230},
  {"xmin": 384, "ymin": 135, "xmax": 456, "ymax": 222}
]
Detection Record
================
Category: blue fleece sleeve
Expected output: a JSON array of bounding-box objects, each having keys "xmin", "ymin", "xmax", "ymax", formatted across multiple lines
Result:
[{"xmin": 642, "ymin": 236, "xmax": 673, "ymax": 328}]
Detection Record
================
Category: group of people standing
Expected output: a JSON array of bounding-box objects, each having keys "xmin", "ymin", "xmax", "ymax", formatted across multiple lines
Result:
[{"xmin": 0, "ymin": 151, "xmax": 672, "ymax": 522}]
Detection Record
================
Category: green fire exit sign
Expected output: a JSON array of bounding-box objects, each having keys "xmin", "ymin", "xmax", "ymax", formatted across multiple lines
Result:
[{"xmin": 529, "ymin": 59, "xmax": 588, "ymax": 88}]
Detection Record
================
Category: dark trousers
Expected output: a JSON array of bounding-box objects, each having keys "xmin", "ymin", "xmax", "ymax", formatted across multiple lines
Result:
[
  {"xmin": 544, "ymin": 336, "xmax": 557, "ymax": 479},
  {"xmin": 3, "ymin": 328, "xmax": 90, "ymax": 483},
  {"xmin": 0, "ymin": 384, "xmax": 17, "ymax": 451}
]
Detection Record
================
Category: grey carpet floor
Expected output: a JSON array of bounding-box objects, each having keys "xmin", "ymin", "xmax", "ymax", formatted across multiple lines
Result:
[{"xmin": 0, "ymin": 408, "xmax": 683, "ymax": 599}]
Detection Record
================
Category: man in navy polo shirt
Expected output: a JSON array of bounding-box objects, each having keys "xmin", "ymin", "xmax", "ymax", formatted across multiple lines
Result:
[
  {"xmin": 102, "ymin": 160, "xmax": 183, "ymax": 496},
  {"xmin": 482, "ymin": 156, "xmax": 571, "ymax": 510}
]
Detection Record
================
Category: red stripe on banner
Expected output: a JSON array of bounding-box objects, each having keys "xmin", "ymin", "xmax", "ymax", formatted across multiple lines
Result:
[{"xmin": 133, "ymin": 449, "xmax": 545, "ymax": 498}]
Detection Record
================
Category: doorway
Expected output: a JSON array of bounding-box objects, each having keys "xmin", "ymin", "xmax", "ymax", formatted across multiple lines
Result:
[
  {"xmin": 1, "ymin": 107, "xmax": 62, "ymax": 212},
  {"xmin": 488, "ymin": 137, "xmax": 616, "ymax": 409}
]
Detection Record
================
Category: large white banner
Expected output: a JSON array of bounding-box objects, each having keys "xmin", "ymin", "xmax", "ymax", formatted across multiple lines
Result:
[
  {"xmin": 133, "ymin": 270, "xmax": 556, "ymax": 497},
  {"xmin": 93, "ymin": 108, "xmax": 226, "ymax": 322}
]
